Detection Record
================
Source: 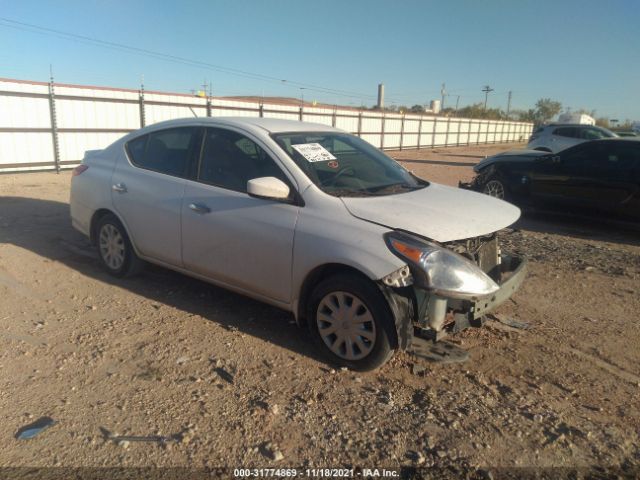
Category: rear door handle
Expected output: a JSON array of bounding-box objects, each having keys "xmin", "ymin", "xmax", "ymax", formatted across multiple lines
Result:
[
  {"xmin": 189, "ymin": 203, "xmax": 211, "ymax": 214},
  {"xmin": 112, "ymin": 183, "xmax": 127, "ymax": 193}
]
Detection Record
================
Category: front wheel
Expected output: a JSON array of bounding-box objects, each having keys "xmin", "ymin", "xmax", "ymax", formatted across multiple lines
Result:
[
  {"xmin": 308, "ymin": 274, "xmax": 396, "ymax": 371},
  {"xmin": 482, "ymin": 176, "xmax": 509, "ymax": 201}
]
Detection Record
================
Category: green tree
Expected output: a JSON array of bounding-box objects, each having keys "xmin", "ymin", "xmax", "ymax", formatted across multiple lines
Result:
[
  {"xmin": 456, "ymin": 103, "xmax": 507, "ymax": 120},
  {"xmin": 533, "ymin": 98, "xmax": 562, "ymax": 123},
  {"xmin": 410, "ymin": 104, "xmax": 424, "ymax": 113}
]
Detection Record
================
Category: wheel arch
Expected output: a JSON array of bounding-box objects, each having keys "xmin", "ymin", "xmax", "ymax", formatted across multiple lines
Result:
[
  {"xmin": 295, "ymin": 263, "xmax": 377, "ymax": 328},
  {"xmin": 90, "ymin": 209, "xmax": 140, "ymax": 256}
]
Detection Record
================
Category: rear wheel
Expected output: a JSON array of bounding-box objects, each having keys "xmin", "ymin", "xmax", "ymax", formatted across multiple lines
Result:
[
  {"xmin": 96, "ymin": 214, "xmax": 144, "ymax": 277},
  {"xmin": 308, "ymin": 273, "xmax": 396, "ymax": 371}
]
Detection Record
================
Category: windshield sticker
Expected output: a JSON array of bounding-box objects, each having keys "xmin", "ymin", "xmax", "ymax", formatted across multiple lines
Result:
[
  {"xmin": 291, "ymin": 143, "xmax": 337, "ymax": 163},
  {"xmin": 327, "ymin": 160, "xmax": 339, "ymax": 169}
]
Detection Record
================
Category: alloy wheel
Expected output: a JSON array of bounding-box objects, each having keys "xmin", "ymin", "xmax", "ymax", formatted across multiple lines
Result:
[{"xmin": 483, "ymin": 179, "xmax": 505, "ymax": 199}]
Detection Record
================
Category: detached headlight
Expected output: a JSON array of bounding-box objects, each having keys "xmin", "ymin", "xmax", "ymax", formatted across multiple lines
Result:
[{"xmin": 385, "ymin": 232, "xmax": 499, "ymax": 299}]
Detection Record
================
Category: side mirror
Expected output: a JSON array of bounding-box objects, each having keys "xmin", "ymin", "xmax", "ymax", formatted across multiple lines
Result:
[{"xmin": 247, "ymin": 177, "xmax": 290, "ymax": 201}]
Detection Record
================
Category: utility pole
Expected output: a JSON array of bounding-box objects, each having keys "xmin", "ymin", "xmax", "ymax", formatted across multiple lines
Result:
[
  {"xmin": 454, "ymin": 95, "xmax": 460, "ymax": 116},
  {"xmin": 440, "ymin": 83, "xmax": 446, "ymax": 110},
  {"xmin": 482, "ymin": 85, "xmax": 494, "ymax": 110},
  {"xmin": 506, "ymin": 90, "xmax": 512, "ymax": 119}
]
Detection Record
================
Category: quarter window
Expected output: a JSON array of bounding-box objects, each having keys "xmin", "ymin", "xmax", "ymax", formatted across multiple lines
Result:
[
  {"xmin": 198, "ymin": 128, "xmax": 288, "ymax": 192},
  {"xmin": 126, "ymin": 127, "xmax": 200, "ymax": 178}
]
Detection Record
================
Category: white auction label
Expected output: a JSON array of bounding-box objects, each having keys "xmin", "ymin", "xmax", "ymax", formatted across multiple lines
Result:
[{"xmin": 291, "ymin": 143, "xmax": 337, "ymax": 162}]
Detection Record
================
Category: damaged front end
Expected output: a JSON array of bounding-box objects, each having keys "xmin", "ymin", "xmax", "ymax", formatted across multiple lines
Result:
[{"xmin": 379, "ymin": 232, "xmax": 527, "ymax": 349}]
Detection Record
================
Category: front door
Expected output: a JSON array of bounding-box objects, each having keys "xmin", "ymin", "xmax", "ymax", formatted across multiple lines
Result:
[{"xmin": 181, "ymin": 127, "xmax": 299, "ymax": 303}]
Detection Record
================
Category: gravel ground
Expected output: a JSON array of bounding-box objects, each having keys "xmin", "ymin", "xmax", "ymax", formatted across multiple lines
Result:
[{"xmin": 1, "ymin": 142, "xmax": 639, "ymax": 478}]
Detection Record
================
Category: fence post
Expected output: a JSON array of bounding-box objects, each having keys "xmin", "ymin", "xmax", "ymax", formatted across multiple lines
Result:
[
  {"xmin": 48, "ymin": 78, "xmax": 61, "ymax": 173},
  {"xmin": 380, "ymin": 112, "xmax": 385, "ymax": 150},
  {"xmin": 444, "ymin": 117, "xmax": 451, "ymax": 147},
  {"xmin": 139, "ymin": 85, "xmax": 146, "ymax": 128},
  {"xmin": 259, "ymin": 102, "xmax": 264, "ymax": 118},
  {"xmin": 399, "ymin": 114, "xmax": 405, "ymax": 151},
  {"xmin": 467, "ymin": 118, "xmax": 472, "ymax": 146},
  {"xmin": 357, "ymin": 112, "xmax": 362, "ymax": 137},
  {"xmin": 206, "ymin": 96, "xmax": 212, "ymax": 117},
  {"xmin": 431, "ymin": 116, "xmax": 437, "ymax": 148},
  {"xmin": 299, "ymin": 105, "xmax": 303, "ymax": 122},
  {"xmin": 417, "ymin": 115, "xmax": 422, "ymax": 150},
  {"xmin": 332, "ymin": 106, "xmax": 337, "ymax": 127}
]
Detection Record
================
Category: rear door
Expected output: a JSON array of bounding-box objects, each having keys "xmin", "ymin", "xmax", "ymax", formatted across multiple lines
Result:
[{"xmin": 112, "ymin": 126, "xmax": 202, "ymax": 266}]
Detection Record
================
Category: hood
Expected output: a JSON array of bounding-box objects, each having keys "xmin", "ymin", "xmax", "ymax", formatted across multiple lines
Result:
[
  {"xmin": 474, "ymin": 149, "xmax": 547, "ymax": 172},
  {"xmin": 341, "ymin": 183, "xmax": 521, "ymax": 243}
]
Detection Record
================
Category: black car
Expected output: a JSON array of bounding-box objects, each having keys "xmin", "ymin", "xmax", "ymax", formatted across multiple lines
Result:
[{"xmin": 463, "ymin": 139, "xmax": 640, "ymax": 221}]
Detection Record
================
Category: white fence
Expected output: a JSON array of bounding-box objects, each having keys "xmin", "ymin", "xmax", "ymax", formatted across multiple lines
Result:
[{"xmin": 0, "ymin": 77, "xmax": 533, "ymax": 172}]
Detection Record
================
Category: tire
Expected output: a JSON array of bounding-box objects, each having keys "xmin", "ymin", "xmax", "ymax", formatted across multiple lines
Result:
[
  {"xmin": 307, "ymin": 273, "xmax": 396, "ymax": 371},
  {"xmin": 96, "ymin": 213, "xmax": 144, "ymax": 278},
  {"xmin": 482, "ymin": 175, "xmax": 510, "ymax": 201}
]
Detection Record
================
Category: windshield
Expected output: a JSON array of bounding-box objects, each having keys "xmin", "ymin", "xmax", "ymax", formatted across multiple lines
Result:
[{"xmin": 272, "ymin": 132, "xmax": 427, "ymax": 197}]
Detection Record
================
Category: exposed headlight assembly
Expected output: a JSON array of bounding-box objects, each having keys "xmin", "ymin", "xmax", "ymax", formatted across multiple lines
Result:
[{"xmin": 385, "ymin": 232, "xmax": 499, "ymax": 299}]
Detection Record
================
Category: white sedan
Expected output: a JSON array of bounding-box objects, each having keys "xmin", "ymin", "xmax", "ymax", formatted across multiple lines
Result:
[{"xmin": 70, "ymin": 117, "xmax": 527, "ymax": 370}]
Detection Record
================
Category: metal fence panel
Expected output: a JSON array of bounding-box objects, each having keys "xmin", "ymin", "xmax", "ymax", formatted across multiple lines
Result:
[{"xmin": 0, "ymin": 77, "xmax": 533, "ymax": 172}]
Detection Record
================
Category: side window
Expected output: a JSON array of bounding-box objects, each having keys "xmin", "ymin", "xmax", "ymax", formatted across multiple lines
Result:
[
  {"xmin": 198, "ymin": 128, "xmax": 288, "ymax": 192},
  {"xmin": 126, "ymin": 127, "xmax": 199, "ymax": 178},
  {"xmin": 553, "ymin": 127, "xmax": 577, "ymax": 138},
  {"xmin": 126, "ymin": 135, "xmax": 147, "ymax": 164},
  {"xmin": 580, "ymin": 128, "xmax": 605, "ymax": 140}
]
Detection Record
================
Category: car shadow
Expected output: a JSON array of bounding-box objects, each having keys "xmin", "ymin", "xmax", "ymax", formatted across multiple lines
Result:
[{"xmin": 0, "ymin": 196, "xmax": 327, "ymax": 365}]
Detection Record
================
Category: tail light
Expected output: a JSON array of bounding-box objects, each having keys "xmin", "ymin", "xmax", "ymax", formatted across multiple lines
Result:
[{"xmin": 72, "ymin": 164, "xmax": 89, "ymax": 176}]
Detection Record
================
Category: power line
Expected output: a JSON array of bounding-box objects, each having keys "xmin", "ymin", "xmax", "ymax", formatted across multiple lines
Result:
[{"xmin": 0, "ymin": 17, "xmax": 387, "ymax": 102}]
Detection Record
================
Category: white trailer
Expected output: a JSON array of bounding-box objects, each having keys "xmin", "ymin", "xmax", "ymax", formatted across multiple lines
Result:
[{"xmin": 557, "ymin": 113, "xmax": 596, "ymax": 125}]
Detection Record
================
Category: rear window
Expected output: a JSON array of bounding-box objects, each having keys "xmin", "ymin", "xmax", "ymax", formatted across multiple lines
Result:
[{"xmin": 125, "ymin": 127, "xmax": 200, "ymax": 178}]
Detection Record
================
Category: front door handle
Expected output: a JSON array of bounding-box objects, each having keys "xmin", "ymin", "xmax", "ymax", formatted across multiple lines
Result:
[
  {"xmin": 189, "ymin": 203, "xmax": 211, "ymax": 214},
  {"xmin": 112, "ymin": 183, "xmax": 127, "ymax": 193}
]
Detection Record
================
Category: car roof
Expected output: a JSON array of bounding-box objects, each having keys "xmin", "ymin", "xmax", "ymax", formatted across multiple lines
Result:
[
  {"xmin": 134, "ymin": 117, "xmax": 341, "ymax": 135},
  {"xmin": 545, "ymin": 123, "xmax": 604, "ymax": 128}
]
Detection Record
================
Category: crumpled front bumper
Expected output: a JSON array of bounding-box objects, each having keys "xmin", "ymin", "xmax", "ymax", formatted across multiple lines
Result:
[
  {"xmin": 382, "ymin": 252, "xmax": 528, "ymax": 348},
  {"xmin": 470, "ymin": 253, "xmax": 527, "ymax": 319}
]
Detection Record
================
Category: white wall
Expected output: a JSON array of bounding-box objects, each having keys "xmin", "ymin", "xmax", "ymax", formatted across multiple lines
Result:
[{"xmin": 0, "ymin": 78, "xmax": 534, "ymax": 172}]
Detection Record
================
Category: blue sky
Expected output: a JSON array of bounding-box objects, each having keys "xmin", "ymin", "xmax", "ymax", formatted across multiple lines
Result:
[{"xmin": 1, "ymin": 0, "xmax": 639, "ymax": 120}]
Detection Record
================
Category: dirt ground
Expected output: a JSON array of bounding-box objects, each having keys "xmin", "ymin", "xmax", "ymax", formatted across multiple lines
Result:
[{"xmin": 1, "ymin": 142, "xmax": 639, "ymax": 478}]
